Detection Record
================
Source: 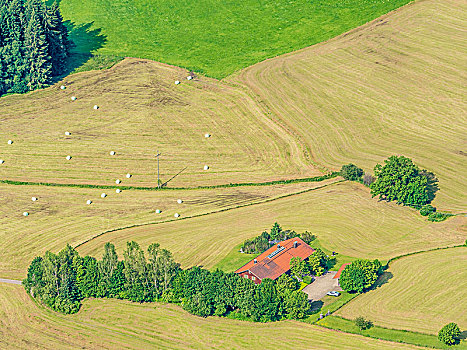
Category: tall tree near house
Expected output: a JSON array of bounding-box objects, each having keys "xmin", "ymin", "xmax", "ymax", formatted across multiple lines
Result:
[
  {"xmin": 147, "ymin": 243, "xmax": 162, "ymax": 295},
  {"xmin": 123, "ymin": 241, "xmax": 152, "ymax": 301},
  {"xmin": 158, "ymin": 248, "xmax": 180, "ymax": 293},
  {"xmin": 99, "ymin": 242, "xmax": 118, "ymax": 285}
]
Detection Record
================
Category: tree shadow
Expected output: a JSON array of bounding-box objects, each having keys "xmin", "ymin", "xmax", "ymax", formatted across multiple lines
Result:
[
  {"xmin": 56, "ymin": 21, "xmax": 107, "ymax": 79},
  {"xmin": 309, "ymin": 300, "xmax": 324, "ymax": 314},
  {"xmin": 459, "ymin": 331, "xmax": 467, "ymax": 341},
  {"xmin": 367, "ymin": 271, "xmax": 393, "ymax": 291},
  {"xmin": 420, "ymin": 170, "xmax": 439, "ymax": 203}
]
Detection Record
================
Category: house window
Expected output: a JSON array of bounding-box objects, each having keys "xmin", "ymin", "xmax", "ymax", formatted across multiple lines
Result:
[
  {"xmin": 243, "ymin": 274, "xmax": 248, "ymax": 279},
  {"xmin": 251, "ymin": 276, "xmax": 256, "ymax": 281}
]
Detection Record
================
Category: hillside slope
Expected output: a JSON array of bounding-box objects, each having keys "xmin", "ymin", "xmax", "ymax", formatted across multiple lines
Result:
[{"xmin": 234, "ymin": 0, "xmax": 467, "ymax": 211}]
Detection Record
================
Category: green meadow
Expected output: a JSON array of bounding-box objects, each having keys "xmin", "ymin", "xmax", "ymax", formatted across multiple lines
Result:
[{"xmin": 60, "ymin": 0, "xmax": 412, "ymax": 78}]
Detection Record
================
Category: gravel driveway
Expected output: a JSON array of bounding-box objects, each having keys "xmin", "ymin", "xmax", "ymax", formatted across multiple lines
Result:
[{"xmin": 302, "ymin": 271, "xmax": 342, "ymax": 301}]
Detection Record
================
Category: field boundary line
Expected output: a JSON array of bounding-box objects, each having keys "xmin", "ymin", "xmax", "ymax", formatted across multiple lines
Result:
[
  {"xmin": 0, "ymin": 173, "xmax": 338, "ymax": 192},
  {"xmin": 74, "ymin": 179, "xmax": 344, "ymax": 249},
  {"xmin": 316, "ymin": 315, "xmax": 456, "ymax": 350}
]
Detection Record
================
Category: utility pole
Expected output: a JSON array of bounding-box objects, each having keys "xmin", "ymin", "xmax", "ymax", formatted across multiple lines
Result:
[{"xmin": 155, "ymin": 152, "xmax": 161, "ymax": 188}]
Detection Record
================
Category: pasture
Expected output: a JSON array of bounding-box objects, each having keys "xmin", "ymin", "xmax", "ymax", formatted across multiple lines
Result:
[
  {"xmin": 0, "ymin": 284, "xmax": 424, "ymax": 349},
  {"xmin": 0, "ymin": 58, "xmax": 314, "ymax": 188},
  {"xmin": 0, "ymin": 179, "xmax": 337, "ymax": 279},
  {"xmin": 78, "ymin": 181, "xmax": 465, "ymax": 271},
  {"xmin": 234, "ymin": 0, "xmax": 467, "ymax": 211},
  {"xmin": 60, "ymin": 0, "xmax": 411, "ymax": 78},
  {"xmin": 337, "ymin": 247, "xmax": 467, "ymax": 334}
]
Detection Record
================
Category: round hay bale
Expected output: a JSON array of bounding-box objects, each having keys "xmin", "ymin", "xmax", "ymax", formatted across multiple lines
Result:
[
  {"xmin": 203, "ymin": 165, "xmax": 209, "ymax": 170},
  {"xmin": 204, "ymin": 133, "xmax": 210, "ymax": 138},
  {"xmin": 71, "ymin": 96, "xmax": 77, "ymax": 101},
  {"xmin": 86, "ymin": 200, "xmax": 92, "ymax": 205},
  {"xmin": 66, "ymin": 155, "xmax": 72, "ymax": 160},
  {"xmin": 115, "ymin": 179, "xmax": 121, "ymax": 184},
  {"xmin": 31, "ymin": 197, "xmax": 37, "ymax": 202},
  {"xmin": 126, "ymin": 173, "xmax": 132, "ymax": 179},
  {"xmin": 93, "ymin": 105, "xmax": 99, "ymax": 110},
  {"xmin": 116, "ymin": 189, "xmax": 121, "ymax": 193},
  {"xmin": 23, "ymin": 212, "xmax": 29, "ymax": 216},
  {"xmin": 110, "ymin": 151, "xmax": 116, "ymax": 156},
  {"xmin": 187, "ymin": 76, "xmax": 193, "ymax": 80},
  {"xmin": 155, "ymin": 209, "xmax": 161, "ymax": 214},
  {"xmin": 65, "ymin": 131, "xmax": 71, "ymax": 136},
  {"xmin": 0, "ymin": 159, "xmax": 4, "ymax": 164},
  {"xmin": 175, "ymin": 80, "xmax": 180, "ymax": 85},
  {"xmin": 101, "ymin": 193, "xmax": 107, "ymax": 198},
  {"xmin": 7, "ymin": 140, "xmax": 13, "ymax": 144},
  {"xmin": 174, "ymin": 213, "xmax": 180, "ymax": 218},
  {"xmin": 60, "ymin": 85, "xmax": 66, "ymax": 90},
  {"xmin": 177, "ymin": 199, "xmax": 183, "ymax": 204}
]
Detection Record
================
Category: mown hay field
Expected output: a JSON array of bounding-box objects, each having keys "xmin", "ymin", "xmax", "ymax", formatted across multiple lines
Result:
[
  {"xmin": 59, "ymin": 0, "xmax": 411, "ymax": 78},
  {"xmin": 0, "ymin": 284, "xmax": 424, "ymax": 350},
  {"xmin": 233, "ymin": 0, "xmax": 467, "ymax": 211},
  {"xmin": 78, "ymin": 181, "xmax": 466, "ymax": 271},
  {"xmin": 0, "ymin": 179, "xmax": 338, "ymax": 279},
  {"xmin": 0, "ymin": 58, "xmax": 314, "ymax": 188},
  {"xmin": 337, "ymin": 247, "xmax": 467, "ymax": 334}
]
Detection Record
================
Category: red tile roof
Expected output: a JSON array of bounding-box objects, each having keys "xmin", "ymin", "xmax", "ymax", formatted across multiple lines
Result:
[
  {"xmin": 235, "ymin": 237, "xmax": 315, "ymax": 280},
  {"xmin": 334, "ymin": 263, "xmax": 351, "ymax": 279}
]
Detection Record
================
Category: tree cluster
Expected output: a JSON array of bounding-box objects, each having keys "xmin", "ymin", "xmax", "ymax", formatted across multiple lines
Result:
[
  {"xmin": 339, "ymin": 259, "xmax": 382, "ymax": 293},
  {"xmin": 241, "ymin": 223, "xmax": 315, "ymax": 254},
  {"xmin": 0, "ymin": 0, "xmax": 69, "ymax": 95},
  {"xmin": 23, "ymin": 241, "xmax": 180, "ymax": 313},
  {"xmin": 170, "ymin": 268, "xmax": 310, "ymax": 321},
  {"xmin": 23, "ymin": 242, "xmax": 312, "ymax": 321},
  {"xmin": 370, "ymin": 155, "xmax": 437, "ymax": 207},
  {"xmin": 289, "ymin": 248, "xmax": 329, "ymax": 278}
]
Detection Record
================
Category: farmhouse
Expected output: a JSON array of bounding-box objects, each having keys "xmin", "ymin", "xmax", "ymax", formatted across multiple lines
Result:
[{"xmin": 235, "ymin": 237, "xmax": 315, "ymax": 284}]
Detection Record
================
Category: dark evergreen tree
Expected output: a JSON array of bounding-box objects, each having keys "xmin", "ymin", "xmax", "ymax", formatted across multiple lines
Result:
[
  {"xmin": 23, "ymin": 6, "xmax": 51, "ymax": 90},
  {"xmin": 0, "ymin": 0, "xmax": 69, "ymax": 95},
  {"xmin": 45, "ymin": 1, "xmax": 68, "ymax": 76}
]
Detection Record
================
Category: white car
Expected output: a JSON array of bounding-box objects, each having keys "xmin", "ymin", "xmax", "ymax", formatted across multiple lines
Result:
[{"xmin": 327, "ymin": 291, "xmax": 340, "ymax": 297}]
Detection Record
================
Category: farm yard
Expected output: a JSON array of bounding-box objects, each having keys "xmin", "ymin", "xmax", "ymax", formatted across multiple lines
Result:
[{"xmin": 0, "ymin": 0, "xmax": 466, "ymax": 348}]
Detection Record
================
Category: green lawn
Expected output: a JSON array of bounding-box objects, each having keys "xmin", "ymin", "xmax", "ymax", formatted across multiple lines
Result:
[{"xmin": 60, "ymin": 0, "xmax": 412, "ymax": 78}]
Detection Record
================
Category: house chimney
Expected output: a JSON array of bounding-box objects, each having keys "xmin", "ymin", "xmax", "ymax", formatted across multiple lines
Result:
[
  {"xmin": 254, "ymin": 259, "xmax": 257, "ymax": 264},
  {"xmin": 277, "ymin": 244, "xmax": 281, "ymax": 248},
  {"xmin": 293, "ymin": 241, "xmax": 298, "ymax": 248}
]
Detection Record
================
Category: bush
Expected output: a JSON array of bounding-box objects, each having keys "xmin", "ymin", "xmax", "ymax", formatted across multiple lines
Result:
[
  {"xmin": 340, "ymin": 164, "xmax": 364, "ymax": 181},
  {"xmin": 303, "ymin": 276, "xmax": 312, "ymax": 284},
  {"xmin": 355, "ymin": 316, "xmax": 373, "ymax": 330},
  {"xmin": 428, "ymin": 212, "xmax": 453, "ymax": 222},
  {"xmin": 420, "ymin": 205, "xmax": 436, "ymax": 216},
  {"xmin": 438, "ymin": 323, "xmax": 461, "ymax": 345}
]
